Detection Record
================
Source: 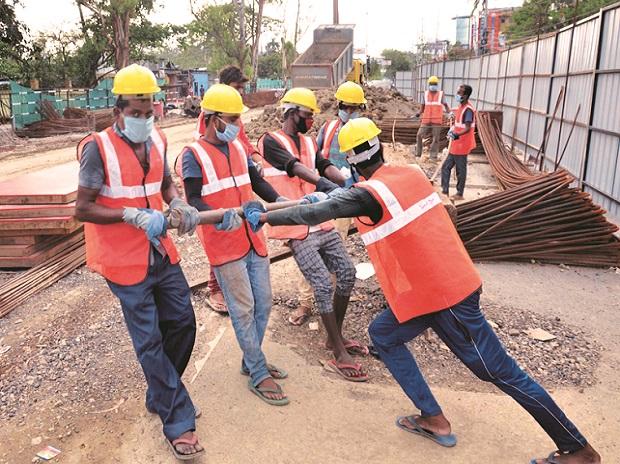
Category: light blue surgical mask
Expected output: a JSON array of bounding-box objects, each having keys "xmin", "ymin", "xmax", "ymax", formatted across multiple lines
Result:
[
  {"xmin": 429, "ymin": 84, "xmax": 439, "ymax": 91},
  {"xmin": 122, "ymin": 116, "xmax": 154, "ymax": 143},
  {"xmin": 455, "ymin": 94, "xmax": 464, "ymax": 103},
  {"xmin": 216, "ymin": 121, "xmax": 240, "ymax": 142},
  {"xmin": 338, "ymin": 109, "xmax": 360, "ymax": 123}
]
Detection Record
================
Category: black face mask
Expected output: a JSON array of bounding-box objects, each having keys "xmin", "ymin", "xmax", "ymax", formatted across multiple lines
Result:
[{"xmin": 295, "ymin": 113, "xmax": 313, "ymax": 134}]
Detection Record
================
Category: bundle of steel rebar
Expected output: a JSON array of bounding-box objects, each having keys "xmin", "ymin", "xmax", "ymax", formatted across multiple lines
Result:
[
  {"xmin": 0, "ymin": 234, "xmax": 85, "ymax": 318},
  {"xmin": 456, "ymin": 169, "xmax": 620, "ymax": 267},
  {"xmin": 477, "ymin": 111, "xmax": 539, "ymax": 189}
]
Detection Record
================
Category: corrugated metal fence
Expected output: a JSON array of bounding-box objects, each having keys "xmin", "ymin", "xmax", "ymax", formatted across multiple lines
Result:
[{"xmin": 396, "ymin": 2, "xmax": 620, "ymax": 223}]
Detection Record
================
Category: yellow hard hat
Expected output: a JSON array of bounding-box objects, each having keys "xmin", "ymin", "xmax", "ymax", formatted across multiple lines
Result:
[
  {"xmin": 428, "ymin": 75, "xmax": 439, "ymax": 84},
  {"xmin": 338, "ymin": 117, "xmax": 381, "ymax": 153},
  {"xmin": 335, "ymin": 81, "xmax": 367, "ymax": 105},
  {"xmin": 280, "ymin": 87, "xmax": 320, "ymax": 114},
  {"xmin": 201, "ymin": 83, "xmax": 248, "ymax": 114},
  {"xmin": 112, "ymin": 64, "xmax": 161, "ymax": 96}
]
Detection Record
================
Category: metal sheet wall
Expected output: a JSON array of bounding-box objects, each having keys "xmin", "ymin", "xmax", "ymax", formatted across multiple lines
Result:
[{"xmin": 408, "ymin": 3, "xmax": 620, "ymax": 223}]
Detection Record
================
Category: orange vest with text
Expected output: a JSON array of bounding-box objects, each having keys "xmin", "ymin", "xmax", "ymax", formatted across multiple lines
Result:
[
  {"xmin": 258, "ymin": 130, "xmax": 334, "ymax": 240},
  {"xmin": 422, "ymin": 90, "xmax": 444, "ymax": 125},
  {"xmin": 77, "ymin": 126, "xmax": 180, "ymax": 286},
  {"xmin": 450, "ymin": 102, "xmax": 476, "ymax": 155},
  {"xmin": 177, "ymin": 138, "xmax": 267, "ymax": 266},
  {"xmin": 354, "ymin": 164, "xmax": 481, "ymax": 323}
]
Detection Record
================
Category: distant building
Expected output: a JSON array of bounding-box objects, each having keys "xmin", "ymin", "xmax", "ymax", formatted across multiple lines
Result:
[
  {"xmin": 426, "ymin": 40, "xmax": 450, "ymax": 60},
  {"xmin": 453, "ymin": 16, "xmax": 470, "ymax": 47},
  {"xmin": 472, "ymin": 7, "xmax": 514, "ymax": 54}
]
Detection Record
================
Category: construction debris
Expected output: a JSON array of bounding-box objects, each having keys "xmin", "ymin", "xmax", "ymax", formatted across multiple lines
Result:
[
  {"xmin": 456, "ymin": 120, "xmax": 620, "ymax": 268},
  {"xmin": 15, "ymin": 101, "xmax": 114, "ymax": 138}
]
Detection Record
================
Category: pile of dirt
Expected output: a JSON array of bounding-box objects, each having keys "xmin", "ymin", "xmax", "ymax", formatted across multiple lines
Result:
[
  {"xmin": 270, "ymin": 234, "xmax": 601, "ymax": 392},
  {"xmin": 245, "ymin": 86, "xmax": 419, "ymax": 140}
]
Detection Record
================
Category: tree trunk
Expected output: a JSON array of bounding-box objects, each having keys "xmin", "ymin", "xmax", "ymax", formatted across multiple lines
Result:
[
  {"xmin": 294, "ymin": 0, "xmax": 301, "ymax": 51},
  {"xmin": 237, "ymin": 0, "xmax": 246, "ymax": 70},
  {"xmin": 250, "ymin": 0, "xmax": 265, "ymax": 90}
]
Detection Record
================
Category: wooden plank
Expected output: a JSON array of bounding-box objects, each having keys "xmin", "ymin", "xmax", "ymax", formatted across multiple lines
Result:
[
  {"xmin": 0, "ymin": 216, "xmax": 79, "ymax": 231},
  {"xmin": 0, "ymin": 223, "xmax": 83, "ymax": 237},
  {"xmin": 0, "ymin": 236, "xmax": 39, "ymax": 245},
  {"xmin": 0, "ymin": 163, "xmax": 78, "ymax": 205},
  {"xmin": 0, "ymin": 236, "xmax": 58, "ymax": 257},
  {"xmin": 0, "ymin": 202, "xmax": 76, "ymax": 219},
  {"xmin": 0, "ymin": 231, "xmax": 84, "ymax": 268}
]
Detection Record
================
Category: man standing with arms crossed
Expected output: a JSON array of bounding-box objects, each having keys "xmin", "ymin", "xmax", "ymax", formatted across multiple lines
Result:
[
  {"xmin": 415, "ymin": 76, "xmax": 451, "ymax": 160},
  {"xmin": 246, "ymin": 117, "xmax": 601, "ymax": 464},
  {"xmin": 75, "ymin": 64, "xmax": 204, "ymax": 460}
]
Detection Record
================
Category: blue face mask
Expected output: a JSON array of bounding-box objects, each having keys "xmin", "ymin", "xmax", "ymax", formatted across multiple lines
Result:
[
  {"xmin": 338, "ymin": 109, "xmax": 360, "ymax": 123},
  {"xmin": 122, "ymin": 116, "xmax": 154, "ymax": 143},
  {"xmin": 216, "ymin": 121, "xmax": 240, "ymax": 142},
  {"xmin": 455, "ymin": 94, "xmax": 464, "ymax": 103},
  {"xmin": 429, "ymin": 84, "xmax": 438, "ymax": 91}
]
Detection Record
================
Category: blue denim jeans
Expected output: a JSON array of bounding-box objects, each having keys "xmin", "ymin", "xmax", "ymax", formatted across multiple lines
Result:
[
  {"xmin": 107, "ymin": 252, "xmax": 196, "ymax": 441},
  {"xmin": 369, "ymin": 291, "xmax": 588, "ymax": 453},
  {"xmin": 213, "ymin": 250, "xmax": 273, "ymax": 386}
]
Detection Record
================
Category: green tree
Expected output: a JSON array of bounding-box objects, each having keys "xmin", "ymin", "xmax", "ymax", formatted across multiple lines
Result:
[
  {"xmin": 381, "ymin": 49, "xmax": 413, "ymax": 79},
  {"xmin": 367, "ymin": 58, "xmax": 382, "ymax": 80},
  {"xmin": 256, "ymin": 38, "xmax": 295, "ymax": 79},
  {"xmin": 0, "ymin": 0, "xmax": 30, "ymax": 79}
]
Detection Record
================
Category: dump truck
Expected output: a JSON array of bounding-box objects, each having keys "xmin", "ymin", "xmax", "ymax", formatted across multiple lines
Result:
[{"xmin": 291, "ymin": 25, "xmax": 354, "ymax": 89}]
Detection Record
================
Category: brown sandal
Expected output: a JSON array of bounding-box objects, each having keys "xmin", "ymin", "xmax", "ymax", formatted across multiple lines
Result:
[{"xmin": 166, "ymin": 433, "xmax": 205, "ymax": 461}]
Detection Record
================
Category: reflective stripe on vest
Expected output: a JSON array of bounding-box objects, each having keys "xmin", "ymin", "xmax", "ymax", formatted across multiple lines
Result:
[
  {"xmin": 422, "ymin": 91, "xmax": 444, "ymax": 124},
  {"xmin": 450, "ymin": 103, "xmax": 477, "ymax": 155},
  {"xmin": 321, "ymin": 120, "xmax": 341, "ymax": 157},
  {"xmin": 359, "ymin": 179, "xmax": 442, "ymax": 246},
  {"xmin": 190, "ymin": 139, "xmax": 251, "ymax": 196},
  {"xmin": 424, "ymin": 90, "xmax": 443, "ymax": 105},
  {"xmin": 97, "ymin": 130, "xmax": 163, "ymax": 199}
]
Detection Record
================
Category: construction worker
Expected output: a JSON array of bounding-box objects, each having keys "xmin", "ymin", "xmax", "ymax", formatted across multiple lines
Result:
[
  {"xmin": 441, "ymin": 84, "xmax": 476, "ymax": 201},
  {"xmin": 75, "ymin": 64, "xmax": 204, "ymax": 460},
  {"xmin": 257, "ymin": 88, "xmax": 367, "ymax": 381},
  {"xmin": 316, "ymin": 81, "xmax": 366, "ymax": 239},
  {"xmin": 177, "ymin": 84, "xmax": 290, "ymax": 406},
  {"xmin": 193, "ymin": 66, "xmax": 263, "ymax": 314},
  {"xmin": 245, "ymin": 117, "xmax": 601, "ymax": 464},
  {"xmin": 415, "ymin": 76, "xmax": 450, "ymax": 160}
]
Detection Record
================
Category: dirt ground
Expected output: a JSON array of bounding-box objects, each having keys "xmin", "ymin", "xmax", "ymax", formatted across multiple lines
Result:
[{"xmin": 0, "ymin": 120, "xmax": 619, "ymax": 464}]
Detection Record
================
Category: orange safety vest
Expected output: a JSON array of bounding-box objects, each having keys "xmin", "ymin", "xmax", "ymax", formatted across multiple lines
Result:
[
  {"xmin": 450, "ymin": 102, "xmax": 476, "ymax": 155},
  {"xmin": 194, "ymin": 112, "xmax": 205, "ymax": 140},
  {"xmin": 178, "ymin": 138, "xmax": 268, "ymax": 266},
  {"xmin": 320, "ymin": 119, "xmax": 342, "ymax": 157},
  {"xmin": 76, "ymin": 126, "xmax": 180, "ymax": 286},
  {"xmin": 421, "ymin": 90, "xmax": 444, "ymax": 125},
  {"xmin": 354, "ymin": 164, "xmax": 481, "ymax": 323},
  {"xmin": 258, "ymin": 130, "xmax": 334, "ymax": 240}
]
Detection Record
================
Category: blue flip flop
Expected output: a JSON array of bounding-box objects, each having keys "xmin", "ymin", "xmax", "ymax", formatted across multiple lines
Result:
[
  {"xmin": 530, "ymin": 451, "xmax": 562, "ymax": 464},
  {"xmin": 395, "ymin": 415, "xmax": 457, "ymax": 448}
]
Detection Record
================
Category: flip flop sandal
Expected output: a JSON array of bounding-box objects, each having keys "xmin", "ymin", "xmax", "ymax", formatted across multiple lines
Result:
[
  {"xmin": 323, "ymin": 359, "xmax": 369, "ymax": 382},
  {"xmin": 395, "ymin": 415, "xmax": 457, "ymax": 448},
  {"xmin": 530, "ymin": 451, "xmax": 563, "ymax": 464},
  {"xmin": 240, "ymin": 363, "xmax": 288, "ymax": 379},
  {"xmin": 206, "ymin": 295, "xmax": 228, "ymax": 314},
  {"xmin": 147, "ymin": 404, "xmax": 201, "ymax": 418},
  {"xmin": 166, "ymin": 434, "xmax": 205, "ymax": 461},
  {"xmin": 344, "ymin": 340, "xmax": 370, "ymax": 356},
  {"xmin": 247, "ymin": 378, "xmax": 290, "ymax": 406},
  {"xmin": 288, "ymin": 311, "xmax": 310, "ymax": 326}
]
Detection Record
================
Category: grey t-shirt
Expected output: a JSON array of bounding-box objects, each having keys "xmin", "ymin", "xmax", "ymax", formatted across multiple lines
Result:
[{"xmin": 78, "ymin": 124, "xmax": 170, "ymax": 190}]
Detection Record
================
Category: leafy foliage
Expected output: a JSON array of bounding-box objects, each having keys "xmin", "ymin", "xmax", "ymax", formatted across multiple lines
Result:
[
  {"xmin": 0, "ymin": 0, "xmax": 30, "ymax": 79},
  {"xmin": 381, "ymin": 49, "xmax": 413, "ymax": 79}
]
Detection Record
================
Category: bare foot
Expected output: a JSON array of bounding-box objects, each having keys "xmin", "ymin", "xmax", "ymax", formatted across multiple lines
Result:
[
  {"xmin": 398, "ymin": 414, "xmax": 452, "ymax": 436},
  {"xmin": 531, "ymin": 444, "xmax": 601, "ymax": 464},
  {"xmin": 172, "ymin": 431, "xmax": 204, "ymax": 457},
  {"xmin": 257, "ymin": 377, "xmax": 287, "ymax": 401}
]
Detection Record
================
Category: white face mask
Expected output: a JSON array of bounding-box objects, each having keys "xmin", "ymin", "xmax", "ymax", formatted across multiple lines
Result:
[{"xmin": 122, "ymin": 116, "xmax": 154, "ymax": 143}]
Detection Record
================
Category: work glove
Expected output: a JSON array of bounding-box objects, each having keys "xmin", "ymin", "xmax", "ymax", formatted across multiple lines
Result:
[
  {"xmin": 275, "ymin": 196, "xmax": 290, "ymax": 202},
  {"xmin": 301, "ymin": 191, "xmax": 329, "ymax": 205},
  {"xmin": 242, "ymin": 201, "xmax": 267, "ymax": 233},
  {"xmin": 169, "ymin": 197, "xmax": 200, "ymax": 236},
  {"xmin": 123, "ymin": 207, "xmax": 167, "ymax": 247},
  {"xmin": 447, "ymin": 130, "xmax": 460, "ymax": 141},
  {"xmin": 215, "ymin": 209, "xmax": 243, "ymax": 231},
  {"xmin": 316, "ymin": 177, "xmax": 341, "ymax": 194}
]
